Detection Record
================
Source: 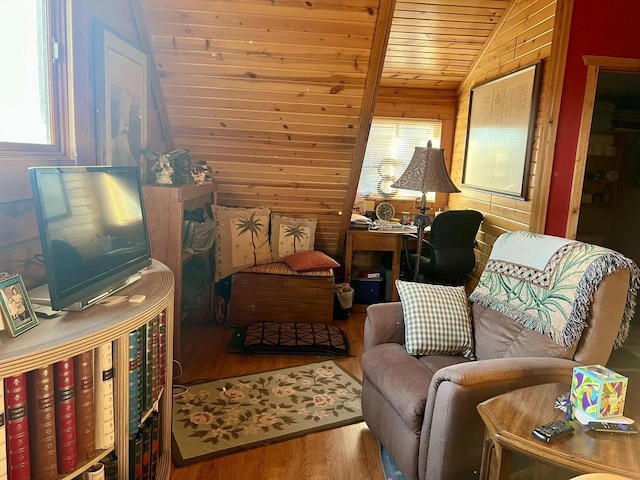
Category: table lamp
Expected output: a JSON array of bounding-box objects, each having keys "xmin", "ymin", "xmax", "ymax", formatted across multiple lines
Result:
[{"xmin": 390, "ymin": 141, "xmax": 460, "ymax": 281}]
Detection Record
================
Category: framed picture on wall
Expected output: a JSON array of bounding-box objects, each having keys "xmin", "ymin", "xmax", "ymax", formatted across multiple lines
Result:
[
  {"xmin": 462, "ymin": 62, "xmax": 543, "ymax": 199},
  {"xmin": 0, "ymin": 274, "xmax": 38, "ymax": 337},
  {"xmin": 93, "ymin": 21, "xmax": 149, "ymax": 169}
]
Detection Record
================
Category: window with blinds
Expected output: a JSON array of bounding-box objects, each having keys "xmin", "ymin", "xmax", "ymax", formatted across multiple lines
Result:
[{"xmin": 357, "ymin": 118, "xmax": 442, "ymax": 199}]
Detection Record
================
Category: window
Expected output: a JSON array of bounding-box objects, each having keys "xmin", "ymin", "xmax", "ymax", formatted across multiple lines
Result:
[
  {"xmin": 358, "ymin": 118, "xmax": 442, "ymax": 199},
  {"xmin": 0, "ymin": 0, "xmax": 66, "ymax": 153}
]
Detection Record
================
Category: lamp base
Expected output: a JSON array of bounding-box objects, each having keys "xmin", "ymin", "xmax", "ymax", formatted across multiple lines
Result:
[
  {"xmin": 414, "ymin": 213, "xmax": 431, "ymax": 229},
  {"xmin": 412, "ymin": 207, "xmax": 431, "ymax": 282}
]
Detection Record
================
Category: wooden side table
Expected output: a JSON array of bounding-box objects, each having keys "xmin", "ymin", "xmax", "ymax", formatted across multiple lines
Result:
[
  {"xmin": 477, "ymin": 381, "xmax": 640, "ymax": 480},
  {"xmin": 344, "ymin": 227, "xmax": 425, "ymax": 301}
]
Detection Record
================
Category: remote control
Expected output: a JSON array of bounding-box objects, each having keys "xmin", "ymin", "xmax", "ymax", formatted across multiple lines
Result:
[
  {"xmin": 532, "ymin": 420, "xmax": 574, "ymax": 442},
  {"xmin": 129, "ymin": 294, "xmax": 146, "ymax": 304},
  {"xmin": 587, "ymin": 422, "xmax": 638, "ymax": 434}
]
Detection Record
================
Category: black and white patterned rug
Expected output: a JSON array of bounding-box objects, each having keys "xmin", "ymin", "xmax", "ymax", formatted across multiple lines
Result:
[{"xmin": 229, "ymin": 321, "xmax": 351, "ymax": 356}]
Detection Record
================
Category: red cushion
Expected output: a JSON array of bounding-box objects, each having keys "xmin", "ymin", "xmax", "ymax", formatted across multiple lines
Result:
[{"xmin": 284, "ymin": 251, "xmax": 339, "ymax": 272}]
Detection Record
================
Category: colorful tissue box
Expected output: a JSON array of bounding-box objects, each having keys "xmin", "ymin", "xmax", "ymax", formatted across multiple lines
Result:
[{"xmin": 570, "ymin": 365, "xmax": 628, "ymax": 419}]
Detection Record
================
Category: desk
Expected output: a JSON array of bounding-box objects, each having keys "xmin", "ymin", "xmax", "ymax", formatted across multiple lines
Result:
[
  {"xmin": 344, "ymin": 227, "xmax": 427, "ymax": 302},
  {"xmin": 477, "ymin": 380, "xmax": 640, "ymax": 480}
]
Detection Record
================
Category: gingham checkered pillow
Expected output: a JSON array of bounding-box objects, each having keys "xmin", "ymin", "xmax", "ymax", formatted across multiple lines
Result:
[{"xmin": 396, "ymin": 280, "xmax": 474, "ymax": 359}]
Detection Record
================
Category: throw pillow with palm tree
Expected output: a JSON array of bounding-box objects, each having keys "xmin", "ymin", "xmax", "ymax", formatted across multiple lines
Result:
[
  {"xmin": 213, "ymin": 205, "xmax": 272, "ymax": 280},
  {"xmin": 271, "ymin": 213, "xmax": 318, "ymax": 261}
]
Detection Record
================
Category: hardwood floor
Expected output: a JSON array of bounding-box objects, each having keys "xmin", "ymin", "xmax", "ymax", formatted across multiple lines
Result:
[
  {"xmin": 169, "ymin": 312, "xmax": 385, "ymax": 480},
  {"xmin": 168, "ymin": 311, "xmax": 640, "ymax": 480},
  {"xmin": 608, "ymin": 321, "xmax": 640, "ymax": 371}
]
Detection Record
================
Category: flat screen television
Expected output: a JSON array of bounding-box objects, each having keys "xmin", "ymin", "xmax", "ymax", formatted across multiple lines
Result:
[{"xmin": 28, "ymin": 166, "xmax": 152, "ymax": 311}]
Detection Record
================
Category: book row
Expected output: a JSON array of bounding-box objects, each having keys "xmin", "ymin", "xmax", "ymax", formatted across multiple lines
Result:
[{"xmin": 0, "ymin": 312, "xmax": 167, "ymax": 480}]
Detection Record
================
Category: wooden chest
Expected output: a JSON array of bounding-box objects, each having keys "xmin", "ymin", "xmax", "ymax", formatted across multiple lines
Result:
[{"xmin": 229, "ymin": 271, "xmax": 334, "ymax": 327}]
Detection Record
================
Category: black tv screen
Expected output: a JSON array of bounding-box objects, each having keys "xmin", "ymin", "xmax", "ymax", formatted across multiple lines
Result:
[{"xmin": 29, "ymin": 166, "xmax": 152, "ymax": 311}]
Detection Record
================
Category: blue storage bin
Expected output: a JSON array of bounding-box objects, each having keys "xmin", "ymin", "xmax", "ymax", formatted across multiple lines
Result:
[{"xmin": 351, "ymin": 277, "xmax": 383, "ymax": 304}]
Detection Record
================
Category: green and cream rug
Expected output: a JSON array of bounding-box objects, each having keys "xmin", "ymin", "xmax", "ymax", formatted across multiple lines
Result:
[{"xmin": 172, "ymin": 361, "xmax": 363, "ymax": 466}]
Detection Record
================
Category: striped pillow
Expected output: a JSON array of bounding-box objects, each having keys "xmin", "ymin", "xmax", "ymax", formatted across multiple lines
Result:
[{"xmin": 396, "ymin": 280, "xmax": 474, "ymax": 359}]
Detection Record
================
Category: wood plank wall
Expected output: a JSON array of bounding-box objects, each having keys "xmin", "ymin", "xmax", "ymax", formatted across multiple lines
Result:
[
  {"xmin": 450, "ymin": 0, "xmax": 557, "ymax": 287},
  {"xmin": 140, "ymin": 0, "xmax": 393, "ymax": 256}
]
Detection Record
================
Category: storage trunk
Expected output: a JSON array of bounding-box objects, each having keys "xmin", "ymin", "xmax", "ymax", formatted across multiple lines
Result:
[{"xmin": 229, "ymin": 271, "xmax": 334, "ymax": 327}]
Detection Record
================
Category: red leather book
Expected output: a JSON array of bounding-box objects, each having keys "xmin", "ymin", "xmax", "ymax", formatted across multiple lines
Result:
[
  {"xmin": 4, "ymin": 373, "xmax": 31, "ymax": 480},
  {"xmin": 27, "ymin": 366, "xmax": 58, "ymax": 480},
  {"xmin": 53, "ymin": 359, "xmax": 77, "ymax": 474},
  {"xmin": 73, "ymin": 351, "xmax": 96, "ymax": 460}
]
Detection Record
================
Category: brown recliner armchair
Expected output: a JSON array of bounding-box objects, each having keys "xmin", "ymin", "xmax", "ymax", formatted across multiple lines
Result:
[{"xmin": 362, "ymin": 235, "xmax": 638, "ymax": 480}]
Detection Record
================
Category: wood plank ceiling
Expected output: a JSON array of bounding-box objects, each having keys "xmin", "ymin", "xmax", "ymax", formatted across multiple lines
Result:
[
  {"xmin": 381, "ymin": 0, "xmax": 512, "ymax": 89},
  {"xmin": 140, "ymin": 0, "xmax": 511, "ymax": 256}
]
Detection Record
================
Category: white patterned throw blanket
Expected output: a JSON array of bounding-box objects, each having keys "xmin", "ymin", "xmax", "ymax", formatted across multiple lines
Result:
[{"xmin": 470, "ymin": 231, "xmax": 640, "ymax": 349}]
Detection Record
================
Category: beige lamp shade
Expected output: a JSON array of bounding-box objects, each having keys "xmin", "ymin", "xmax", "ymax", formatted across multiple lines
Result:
[
  {"xmin": 391, "ymin": 145, "xmax": 459, "ymax": 194},
  {"xmin": 391, "ymin": 142, "xmax": 458, "ymax": 282}
]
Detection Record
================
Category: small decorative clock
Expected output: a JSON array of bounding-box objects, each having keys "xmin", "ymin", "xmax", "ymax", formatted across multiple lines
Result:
[{"xmin": 375, "ymin": 202, "xmax": 396, "ymax": 221}]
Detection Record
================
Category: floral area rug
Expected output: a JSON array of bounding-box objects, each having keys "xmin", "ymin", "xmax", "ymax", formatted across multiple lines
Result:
[{"xmin": 172, "ymin": 360, "xmax": 363, "ymax": 466}]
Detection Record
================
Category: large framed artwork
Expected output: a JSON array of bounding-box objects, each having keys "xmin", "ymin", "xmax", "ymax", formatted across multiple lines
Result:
[
  {"xmin": 94, "ymin": 21, "xmax": 148, "ymax": 168},
  {"xmin": 462, "ymin": 62, "xmax": 543, "ymax": 199}
]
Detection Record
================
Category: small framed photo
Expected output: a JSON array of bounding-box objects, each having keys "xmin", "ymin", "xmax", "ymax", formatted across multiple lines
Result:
[{"xmin": 0, "ymin": 274, "xmax": 38, "ymax": 337}]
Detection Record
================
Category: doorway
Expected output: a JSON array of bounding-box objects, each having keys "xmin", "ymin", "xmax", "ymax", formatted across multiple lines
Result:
[
  {"xmin": 575, "ymin": 71, "xmax": 640, "ymax": 265},
  {"xmin": 567, "ymin": 60, "xmax": 640, "ymax": 354}
]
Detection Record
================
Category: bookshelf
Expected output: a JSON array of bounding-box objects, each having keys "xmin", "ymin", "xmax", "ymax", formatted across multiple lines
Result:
[
  {"xmin": 0, "ymin": 260, "xmax": 174, "ymax": 479},
  {"xmin": 582, "ymin": 131, "xmax": 627, "ymax": 208},
  {"xmin": 143, "ymin": 182, "xmax": 216, "ymax": 361}
]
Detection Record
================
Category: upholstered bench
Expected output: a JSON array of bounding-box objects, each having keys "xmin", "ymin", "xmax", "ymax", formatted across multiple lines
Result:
[{"xmin": 228, "ymin": 261, "xmax": 335, "ymax": 327}]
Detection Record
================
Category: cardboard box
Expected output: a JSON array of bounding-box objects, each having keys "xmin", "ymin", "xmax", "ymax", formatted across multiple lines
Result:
[{"xmin": 570, "ymin": 365, "xmax": 628, "ymax": 419}]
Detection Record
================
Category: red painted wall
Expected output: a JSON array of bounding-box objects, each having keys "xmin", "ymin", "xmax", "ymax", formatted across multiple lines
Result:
[{"xmin": 545, "ymin": 0, "xmax": 640, "ymax": 236}]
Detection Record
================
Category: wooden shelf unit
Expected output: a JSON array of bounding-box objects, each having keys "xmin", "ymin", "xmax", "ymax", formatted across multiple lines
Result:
[
  {"xmin": 582, "ymin": 131, "xmax": 628, "ymax": 207},
  {"xmin": 0, "ymin": 261, "xmax": 174, "ymax": 479},
  {"xmin": 142, "ymin": 182, "xmax": 216, "ymax": 360}
]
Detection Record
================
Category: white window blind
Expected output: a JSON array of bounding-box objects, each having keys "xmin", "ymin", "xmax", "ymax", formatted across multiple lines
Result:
[{"xmin": 358, "ymin": 118, "xmax": 442, "ymax": 199}]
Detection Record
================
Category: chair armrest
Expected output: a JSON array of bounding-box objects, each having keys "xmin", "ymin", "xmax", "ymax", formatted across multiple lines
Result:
[
  {"xmin": 419, "ymin": 357, "xmax": 580, "ymax": 480},
  {"xmin": 363, "ymin": 302, "xmax": 405, "ymax": 352},
  {"xmin": 432, "ymin": 356, "xmax": 579, "ymax": 387},
  {"xmin": 404, "ymin": 232, "xmax": 437, "ymax": 250}
]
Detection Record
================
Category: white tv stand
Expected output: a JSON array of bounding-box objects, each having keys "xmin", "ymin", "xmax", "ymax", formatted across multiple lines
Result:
[{"xmin": 1, "ymin": 260, "xmax": 174, "ymax": 479}]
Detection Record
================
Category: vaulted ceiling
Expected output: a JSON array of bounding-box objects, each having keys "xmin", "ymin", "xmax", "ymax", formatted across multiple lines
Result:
[
  {"xmin": 139, "ymin": 0, "xmax": 512, "ymax": 254},
  {"xmin": 381, "ymin": 0, "xmax": 512, "ymax": 89}
]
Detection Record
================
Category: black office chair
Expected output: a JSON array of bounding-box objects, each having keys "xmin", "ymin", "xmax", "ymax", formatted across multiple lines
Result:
[{"xmin": 402, "ymin": 210, "xmax": 483, "ymax": 285}]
